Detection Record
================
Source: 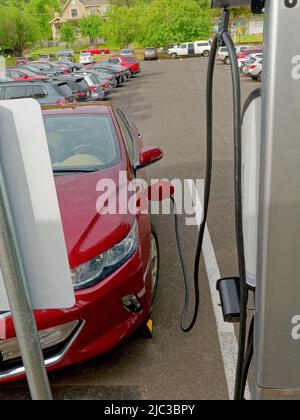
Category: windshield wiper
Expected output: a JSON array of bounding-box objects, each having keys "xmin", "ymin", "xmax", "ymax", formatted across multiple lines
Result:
[{"xmin": 53, "ymin": 168, "xmax": 98, "ymax": 174}]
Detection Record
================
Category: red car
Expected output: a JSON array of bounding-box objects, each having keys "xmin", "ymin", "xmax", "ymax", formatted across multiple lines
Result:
[
  {"xmin": 101, "ymin": 56, "xmax": 141, "ymax": 76},
  {"xmin": 3, "ymin": 68, "xmax": 47, "ymax": 81},
  {"xmin": 237, "ymin": 48, "xmax": 263, "ymax": 60},
  {"xmin": 84, "ymin": 46, "xmax": 110, "ymax": 55},
  {"xmin": 0, "ymin": 102, "xmax": 165, "ymax": 383}
]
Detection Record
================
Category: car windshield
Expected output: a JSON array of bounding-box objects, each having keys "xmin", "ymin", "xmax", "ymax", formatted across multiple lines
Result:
[
  {"xmin": 81, "ymin": 53, "xmax": 90, "ymax": 57},
  {"xmin": 17, "ymin": 68, "xmax": 38, "ymax": 76},
  {"xmin": 23, "ymin": 65, "xmax": 39, "ymax": 73},
  {"xmin": 34, "ymin": 62, "xmax": 51, "ymax": 69},
  {"xmin": 43, "ymin": 114, "xmax": 120, "ymax": 172}
]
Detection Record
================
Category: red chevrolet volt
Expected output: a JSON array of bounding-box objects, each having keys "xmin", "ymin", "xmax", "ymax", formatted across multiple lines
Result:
[{"xmin": 0, "ymin": 103, "xmax": 164, "ymax": 383}]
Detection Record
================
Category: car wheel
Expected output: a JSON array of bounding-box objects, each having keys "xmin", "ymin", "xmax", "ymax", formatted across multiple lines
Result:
[
  {"xmin": 73, "ymin": 66, "xmax": 79, "ymax": 71},
  {"xmin": 202, "ymin": 50, "xmax": 210, "ymax": 58},
  {"xmin": 257, "ymin": 72, "xmax": 262, "ymax": 83},
  {"xmin": 150, "ymin": 225, "xmax": 160, "ymax": 304},
  {"xmin": 224, "ymin": 56, "xmax": 231, "ymax": 65},
  {"xmin": 171, "ymin": 53, "xmax": 178, "ymax": 59}
]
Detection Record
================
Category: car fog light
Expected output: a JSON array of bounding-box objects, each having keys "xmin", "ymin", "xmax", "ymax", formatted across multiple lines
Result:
[
  {"xmin": 0, "ymin": 320, "xmax": 79, "ymax": 362},
  {"xmin": 122, "ymin": 295, "xmax": 143, "ymax": 313}
]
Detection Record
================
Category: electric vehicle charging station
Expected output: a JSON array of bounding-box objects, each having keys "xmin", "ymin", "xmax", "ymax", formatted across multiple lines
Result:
[
  {"xmin": 0, "ymin": 99, "xmax": 75, "ymax": 399},
  {"xmin": 206, "ymin": 0, "xmax": 300, "ymax": 400}
]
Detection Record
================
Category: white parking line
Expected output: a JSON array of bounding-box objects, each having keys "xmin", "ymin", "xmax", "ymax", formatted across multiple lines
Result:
[{"xmin": 187, "ymin": 180, "xmax": 250, "ymax": 400}]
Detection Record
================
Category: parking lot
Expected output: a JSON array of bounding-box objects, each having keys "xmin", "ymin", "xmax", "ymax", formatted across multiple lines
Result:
[{"xmin": 0, "ymin": 57, "xmax": 258, "ymax": 400}]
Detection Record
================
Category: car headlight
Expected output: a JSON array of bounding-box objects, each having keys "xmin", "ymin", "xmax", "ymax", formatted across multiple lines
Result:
[{"xmin": 71, "ymin": 221, "xmax": 138, "ymax": 290}]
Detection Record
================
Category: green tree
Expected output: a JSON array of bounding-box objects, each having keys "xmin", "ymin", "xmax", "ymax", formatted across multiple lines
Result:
[
  {"xmin": 139, "ymin": 0, "xmax": 212, "ymax": 46},
  {"xmin": 80, "ymin": 14, "xmax": 104, "ymax": 43},
  {"xmin": 60, "ymin": 23, "xmax": 77, "ymax": 46},
  {"xmin": 0, "ymin": 3, "xmax": 39, "ymax": 55},
  {"xmin": 27, "ymin": 0, "xmax": 60, "ymax": 42},
  {"xmin": 103, "ymin": 4, "xmax": 142, "ymax": 48}
]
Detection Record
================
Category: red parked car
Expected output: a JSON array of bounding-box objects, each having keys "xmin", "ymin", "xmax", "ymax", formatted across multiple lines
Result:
[
  {"xmin": 237, "ymin": 48, "xmax": 263, "ymax": 60},
  {"xmin": 84, "ymin": 46, "xmax": 110, "ymax": 55},
  {"xmin": 101, "ymin": 56, "xmax": 141, "ymax": 76},
  {"xmin": 3, "ymin": 68, "xmax": 47, "ymax": 81},
  {"xmin": 0, "ymin": 102, "xmax": 165, "ymax": 383}
]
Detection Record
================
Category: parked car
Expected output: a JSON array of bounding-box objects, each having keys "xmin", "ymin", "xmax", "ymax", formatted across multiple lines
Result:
[
  {"xmin": 238, "ymin": 49, "xmax": 263, "ymax": 71},
  {"xmin": 144, "ymin": 47, "xmax": 159, "ymax": 61},
  {"xmin": 76, "ymin": 72, "xmax": 107, "ymax": 100},
  {"xmin": 120, "ymin": 48, "xmax": 134, "ymax": 56},
  {"xmin": 51, "ymin": 75, "xmax": 92, "ymax": 102},
  {"xmin": 0, "ymin": 75, "xmax": 14, "ymax": 83},
  {"xmin": 83, "ymin": 46, "xmax": 110, "ymax": 55},
  {"xmin": 56, "ymin": 49, "xmax": 75, "ymax": 57},
  {"xmin": 242, "ymin": 53, "xmax": 263, "ymax": 76},
  {"xmin": 39, "ymin": 53, "xmax": 57, "ymax": 61},
  {"xmin": 0, "ymin": 80, "xmax": 75, "ymax": 104},
  {"xmin": 33, "ymin": 61, "xmax": 71, "ymax": 74},
  {"xmin": 248, "ymin": 58, "xmax": 263, "ymax": 82},
  {"xmin": 1, "ymin": 68, "xmax": 47, "ymax": 81},
  {"xmin": 80, "ymin": 52, "xmax": 96, "ymax": 65},
  {"xmin": 15, "ymin": 56, "xmax": 33, "ymax": 65},
  {"xmin": 79, "ymin": 71, "xmax": 114, "ymax": 96},
  {"xmin": 57, "ymin": 58, "xmax": 83, "ymax": 72},
  {"xmin": 83, "ymin": 69, "xmax": 118, "ymax": 89},
  {"xmin": 168, "ymin": 40, "xmax": 211, "ymax": 59},
  {"xmin": 217, "ymin": 46, "xmax": 236, "ymax": 64},
  {"xmin": 0, "ymin": 102, "xmax": 163, "ymax": 383},
  {"xmin": 99, "ymin": 57, "xmax": 140, "ymax": 76},
  {"xmin": 91, "ymin": 64, "xmax": 127, "ymax": 85},
  {"xmin": 19, "ymin": 63, "xmax": 64, "ymax": 77}
]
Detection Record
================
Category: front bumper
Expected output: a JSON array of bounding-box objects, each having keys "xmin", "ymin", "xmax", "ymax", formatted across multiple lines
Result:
[{"xmin": 0, "ymin": 248, "xmax": 152, "ymax": 383}]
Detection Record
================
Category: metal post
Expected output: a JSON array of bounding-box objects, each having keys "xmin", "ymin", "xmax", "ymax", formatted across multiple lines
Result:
[
  {"xmin": 0, "ymin": 164, "xmax": 52, "ymax": 400},
  {"xmin": 254, "ymin": 0, "xmax": 300, "ymax": 400}
]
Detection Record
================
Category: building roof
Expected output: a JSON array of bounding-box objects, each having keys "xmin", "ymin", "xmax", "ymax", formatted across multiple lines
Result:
[{"xmin": 61, "ymin": 0, "xmax": 109, "ymax": 11}]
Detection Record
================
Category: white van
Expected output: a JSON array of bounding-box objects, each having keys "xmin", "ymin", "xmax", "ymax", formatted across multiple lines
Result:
[{"xmin": 168, "ymin": 40, "xmax": 211, "ymax": 59}]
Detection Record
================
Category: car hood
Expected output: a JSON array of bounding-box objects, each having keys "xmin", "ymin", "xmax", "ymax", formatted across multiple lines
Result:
[{"xmin": 55, "ymin": 166, "xmax": 135, "ymax": 269}]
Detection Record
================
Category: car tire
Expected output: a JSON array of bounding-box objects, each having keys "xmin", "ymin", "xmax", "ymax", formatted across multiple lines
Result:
[
  {"xmin": 171, "ymin": 53, "xmax": 178, "ymax": 59},
  {"xmin": 150, "ymin": 224, "xmax": 160, "ymax": 304},
  {"xmin": 202, "ymin": 50, "xmax": 210, "ymax": 58},
  {"xmin": 224, "ymin": 56, "xmax": 231, "ymax": 65},
  {"xmin": 73, "ymin": 66, "xmax": 80, "ymax": 71},
  {"xmin": 257, "ymin": 72, "xmax": 262, "ymax": 83}
]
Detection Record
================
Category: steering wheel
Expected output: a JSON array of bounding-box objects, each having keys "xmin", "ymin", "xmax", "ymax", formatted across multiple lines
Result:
[{"xmin": 66, "ymin": 145, "xmax": 105, "ymax": 162}]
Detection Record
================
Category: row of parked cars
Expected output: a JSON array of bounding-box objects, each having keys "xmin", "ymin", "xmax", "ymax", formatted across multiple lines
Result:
[
  {"xmin": 0, "ymin": 54, "xmax": 141, "ymax": 104},
  {"xmin": 217, "ymin": 44, "xmax": 263, "ymax": 82},
  {"xmin": 0, "ymin": 49, "xmax": 167, "ymax": 383}
]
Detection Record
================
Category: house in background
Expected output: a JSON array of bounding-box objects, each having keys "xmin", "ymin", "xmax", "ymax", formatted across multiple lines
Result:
[{"xmin": 50, "ymin": 0, "xmax": 110, "ymax": 42}]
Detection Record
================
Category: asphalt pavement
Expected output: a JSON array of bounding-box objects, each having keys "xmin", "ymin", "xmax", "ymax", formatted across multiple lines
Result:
[{"xmin": 0, "ymin": 58, "xmax": 257, "ymax": 400}]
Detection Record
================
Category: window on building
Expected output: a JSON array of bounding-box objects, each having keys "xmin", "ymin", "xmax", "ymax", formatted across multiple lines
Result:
[
  {"xmin": 71, "ymin": 9, "xmax": 78, "ymax": 18},
  {"xmin": 89, "ymin": 7, "xmax": 98, "ymax": 14}
]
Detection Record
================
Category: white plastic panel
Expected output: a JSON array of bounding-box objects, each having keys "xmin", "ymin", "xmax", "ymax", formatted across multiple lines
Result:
[{"xmin": 0, "ymin": 99, "xmax": 75, "ymax": 310}]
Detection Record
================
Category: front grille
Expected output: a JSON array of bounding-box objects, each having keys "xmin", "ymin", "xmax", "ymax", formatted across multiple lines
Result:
[{"xmin": 0, "ymin": 320, "xmax": 82, "ymax": 372}]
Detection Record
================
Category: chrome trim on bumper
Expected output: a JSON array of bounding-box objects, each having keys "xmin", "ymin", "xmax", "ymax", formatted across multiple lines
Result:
[{"xmin": 0, "ymin": 320, "xmax": 84, "ymax": 380}]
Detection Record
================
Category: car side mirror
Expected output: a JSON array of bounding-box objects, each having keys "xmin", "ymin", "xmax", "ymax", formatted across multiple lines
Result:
[{"xmin": 135, "ymin": 146, "xmax": 163, "ymax": 170}]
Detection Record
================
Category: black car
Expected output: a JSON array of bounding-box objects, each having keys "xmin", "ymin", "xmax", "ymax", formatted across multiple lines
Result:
[
  {"xmin": 55, "ymin": 59, "xmax": 83, "ymax": 72},
  {"xmin": 90, "ymin": 64, "xmax": 127, "ymax": 85},
  {"xmin": 18, "ymin": 63, "xmax": 63, "ymax": 77},
  {"xmin": 51, "ymin": 75, "xmax": 92, "ymax": 102},
  {"xmin": 0, "ymin": 80, "xmax": 75, "ymax": 104}
]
